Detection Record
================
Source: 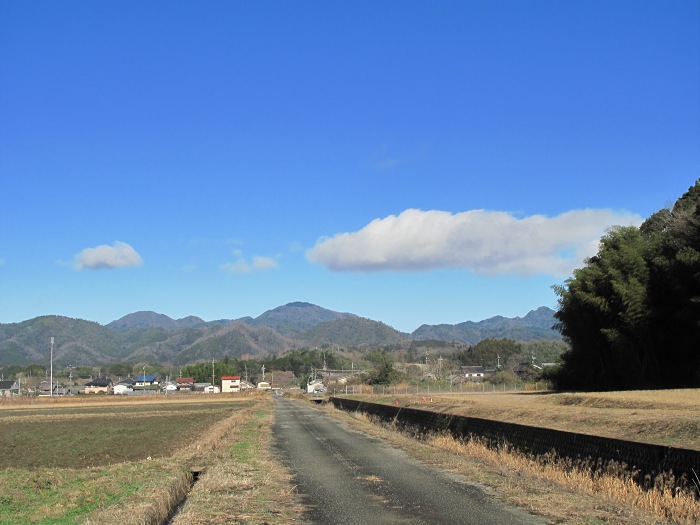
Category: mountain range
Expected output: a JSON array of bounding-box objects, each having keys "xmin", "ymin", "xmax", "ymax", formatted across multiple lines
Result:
[{"xmin": 0, "ymin": 302, "xmax": 560, "ymax": 368}]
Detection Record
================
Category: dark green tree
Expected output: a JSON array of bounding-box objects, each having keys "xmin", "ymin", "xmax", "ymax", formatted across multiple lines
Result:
[
  {"xmin": 457, "ymin": 338, "xmax": 521, "ymax": 368},
  {"xmin": 364, "ymin": 351, "xmax": 401, "ymax": 385},
  {"xmin": 553, "ymin": 180, "xmax": 700, "ymax": 390}
]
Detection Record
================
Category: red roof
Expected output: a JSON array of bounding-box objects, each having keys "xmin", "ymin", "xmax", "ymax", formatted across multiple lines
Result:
[
  {"xmin": 221, "ymin": 376, "xmax": 241, "ymax": 380},
  {"xmin": 176, "ymin": 377, "xmax": 195, "ymax": 383}
]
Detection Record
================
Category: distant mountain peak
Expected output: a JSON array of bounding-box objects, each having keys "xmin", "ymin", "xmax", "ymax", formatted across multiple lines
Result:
[
  {"xmin": 249, "ymin": 301, "xmax": 357, "ymax": 336},
  {"xmin": 283, "ymin": 301, "xmax": 316, "ymax": 308},
  {"xmin": 107, "ymin": 311, "xmax": 206, "ymax": 330},
  {"xmin": 412, "ymin": 306, "xmax": 560, "ymax": 344}
]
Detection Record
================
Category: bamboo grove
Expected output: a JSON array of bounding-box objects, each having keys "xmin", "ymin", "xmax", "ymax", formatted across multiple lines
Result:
[{"xmin": 553, "ymin": 180, "xmax": 700, "ymax": 390}]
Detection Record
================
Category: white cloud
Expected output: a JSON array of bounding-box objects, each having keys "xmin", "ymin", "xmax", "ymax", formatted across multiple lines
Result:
[
  {"xmin": 252, "ymin": 256, "xmax": 278, "ymax": 271},
  {"xmin": 74, "ymin": 241, "xmax": 143, "ymax": 270},
  {"xmin": 220, "ymin": 260, "xmax": 252, "ymax": 274},
  {"xmin": 307, "ymin": 208, "xmax": 643, "ymax": 276},
  {"xmin": 220, "ymin": 254, "xmax": 279, "ymax": 274}
]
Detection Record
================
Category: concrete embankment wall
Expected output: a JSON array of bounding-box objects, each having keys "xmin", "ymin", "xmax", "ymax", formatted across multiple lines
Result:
[{"xmin": 329, "ymin": 397, "xmax": 700, "ymax": 491}]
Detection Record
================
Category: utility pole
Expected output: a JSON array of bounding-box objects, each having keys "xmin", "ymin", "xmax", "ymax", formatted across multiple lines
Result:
[{"xmin": 50, "ymin": 336, "xmax": 54, "ymax": 397}]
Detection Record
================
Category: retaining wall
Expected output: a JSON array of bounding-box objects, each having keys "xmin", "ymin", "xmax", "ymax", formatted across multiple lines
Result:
[{"xmin": 330, "ymin": 397, "xmax": 700, "ymax": 491}]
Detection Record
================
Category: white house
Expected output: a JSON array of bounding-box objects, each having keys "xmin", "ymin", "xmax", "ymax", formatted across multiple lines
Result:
[
  {"xmin": 221, "ymin": 376, "xmax": 241, "ymax": 393},
  {"xmin": 135, "ymin": 375, "xmax": 159, "ymax": 388},
  {"xmin": 113, "ymin": 384, "xmax": 133, "ymax": 395}
]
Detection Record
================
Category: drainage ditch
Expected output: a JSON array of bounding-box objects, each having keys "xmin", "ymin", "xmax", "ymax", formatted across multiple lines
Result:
[{"xmin": 162, "ymin": 466, "xmax": 205, "ymax": 525}]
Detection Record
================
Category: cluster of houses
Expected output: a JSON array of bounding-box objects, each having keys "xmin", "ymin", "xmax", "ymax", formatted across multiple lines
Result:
[
  {"xmin": 0, "ymin": 374, "xmax": 278, "ymax": 397},
  {"xmin": 92, "ymin": 375, "xmax": 269, "ymax": 395}
]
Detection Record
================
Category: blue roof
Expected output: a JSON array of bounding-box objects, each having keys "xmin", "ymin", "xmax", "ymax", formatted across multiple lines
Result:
[{"xmin": 136, "ymin": 375, "xmax": 157, "ymax": 382}]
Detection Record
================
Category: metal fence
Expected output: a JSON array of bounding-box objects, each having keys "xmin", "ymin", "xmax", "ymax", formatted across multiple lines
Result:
[{"xmin": 331, "ymin": 381, "xmax": 553, "ymax": 396}]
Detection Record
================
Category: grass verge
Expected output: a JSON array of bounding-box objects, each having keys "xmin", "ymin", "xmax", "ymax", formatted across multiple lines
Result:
[{"xmin": 169, "ymin": 404, "xmax": 302, "ymax": 524}]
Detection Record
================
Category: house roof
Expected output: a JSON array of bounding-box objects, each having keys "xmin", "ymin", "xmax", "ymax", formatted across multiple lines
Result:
[
  {"xmin": 176, "ymin": 377, "xmax": 195, "ymax": 384},
  {"xmin": 85, "ymin": 377, "xmax": 113, "ymax": 387},
  {"xmin": 135, "ymin": 375, "xmax": 157, "ymax": 382},
  {"xmin": 221, "ymin": 376, "xmax": 241, "ymax": 380},
  {"xmin": 461, "ymin": 366, "xmax": 486, "ymax": 374},
  {"xmin": 119, "ymin": 378, "xmax": 136, "ymax": 385},
  {"xmin": 0, "ymin": 380, "xmax": 16, "ymax": 390}
]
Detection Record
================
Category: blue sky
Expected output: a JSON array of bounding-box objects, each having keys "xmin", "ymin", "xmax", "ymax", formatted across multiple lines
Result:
[{"xmin": 1, "ymin": 0, "xmax": 698, "ymax": 333}]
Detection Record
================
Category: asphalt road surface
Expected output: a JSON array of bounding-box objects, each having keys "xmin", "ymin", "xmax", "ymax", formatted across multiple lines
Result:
[{"xmin": 272, "ymin": 397, "xmax": 545, "ymax": 525}]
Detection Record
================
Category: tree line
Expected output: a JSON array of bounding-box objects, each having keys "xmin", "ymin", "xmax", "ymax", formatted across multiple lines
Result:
[{"xmin": 553, "ymin": 180, "xmax": 700, "ymax": 390}]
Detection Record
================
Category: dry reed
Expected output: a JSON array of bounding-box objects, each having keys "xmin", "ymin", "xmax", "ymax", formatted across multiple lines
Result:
[{"xmin": 429, "ymin": 433, "xmax": 700, "ymax": 525}]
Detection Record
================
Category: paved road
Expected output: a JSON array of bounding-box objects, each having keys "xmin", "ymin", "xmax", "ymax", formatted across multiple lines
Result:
[{"xmin": 272, "ymin": 397, "xmax": 544, "ymax": 525}]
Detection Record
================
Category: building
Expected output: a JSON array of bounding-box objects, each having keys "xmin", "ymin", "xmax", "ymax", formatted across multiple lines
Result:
[
  {"xmin": 84, "ymin": 377, "xmax": 113, "ymax": 394},
  {"xmin": 135, "ymin": 375, "xmax": 159, "ymax": 388},
  {"xmin": 221, "ymin": 376, "xmax": 241, "ymax": 393},
  {"xmin": 307, "ymin": 379, "xmax": 324, "ymax": 393},
  {"xmin": 38, "ymin": 380, "xmax": 66, "ymax": 396},
  {"xmin": 113, "ymin": 384, "xmax": 133, "ymax": 395},
  {"xmin": 176, "ymin": 377, "xmax": 195, "ymax": 391},
  {"xmin": 461, "ymin": 366, "xmax": 487, "ymax": 382},
  {"xmin": 0, "ymin": 380, "xmax": 19, "ymax": 397}
]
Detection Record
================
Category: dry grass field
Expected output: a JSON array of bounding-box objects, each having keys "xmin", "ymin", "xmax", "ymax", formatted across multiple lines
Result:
[{"xmin": 359, "ymin": 388, "xmax": 700, "ymax": 450}]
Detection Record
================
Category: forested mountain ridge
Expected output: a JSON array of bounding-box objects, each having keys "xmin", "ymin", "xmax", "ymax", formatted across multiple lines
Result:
[
  {"xmin": 246, "ymin": 301, "xmax": 358, "ymax": 335},
  {"xmin": 413, "ymin": 306, "xmax": 559, "ymax": 344},
  {"xmin": 107, "ymin": 311, "xmax": 208, "ymax": 330},
  {"xmin": 0, "ymin": 302, "xmax": 559, "ymax": 367},
  {"xmin": 302, "ymin": 317, "xmax": 408, "ymax": 347}
]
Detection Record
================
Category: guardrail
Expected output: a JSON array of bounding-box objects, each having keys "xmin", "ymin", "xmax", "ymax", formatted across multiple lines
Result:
[{"xmin": 329, "ymin": 397, "xmax": 700, "ymax": 493}]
